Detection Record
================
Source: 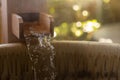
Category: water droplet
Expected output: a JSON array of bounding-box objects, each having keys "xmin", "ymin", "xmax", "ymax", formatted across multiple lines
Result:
[{"xmin": 24, "ymin": 32, "xmax": 56, "ymax": 80}]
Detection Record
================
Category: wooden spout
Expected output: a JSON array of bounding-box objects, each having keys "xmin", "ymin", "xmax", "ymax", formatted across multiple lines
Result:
[
  {"xmin": 23, "ymin": 13, "xmax": 54, "ymax": 36},
  {"xmin": 12, "ymin": 13, "xmax": 54, "ymax": 40}
]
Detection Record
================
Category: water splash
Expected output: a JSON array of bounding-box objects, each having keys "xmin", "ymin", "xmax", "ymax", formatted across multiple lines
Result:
[{"xmin": 24, "ymin": 31, "xmax": 56, "ymax": 80}]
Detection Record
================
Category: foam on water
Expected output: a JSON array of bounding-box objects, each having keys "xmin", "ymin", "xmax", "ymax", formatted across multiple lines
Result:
[{"xmin": 24, "ymin": 31, "xmax": 56, "ymax": 80}]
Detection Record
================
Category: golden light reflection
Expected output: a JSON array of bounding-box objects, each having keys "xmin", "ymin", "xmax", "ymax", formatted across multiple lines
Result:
[
  {"xmin": 75, "ymin": 30, "xmax": 83, "ymax": 37},
  {"xmin": 82, "ymin": 10, "xmax": 89, "ymax": 17},
  {"xmin": 76, "ymin": 21, "xmax": 82, "ymax": 27},
  {"xmin": 83, "ymin": 22, "xmax": 94, "ymax": 33},
  {"xmin": 83, "ymin": 20, "xmax": 101, "ymax": 33},
  {"xmin": 71, "ymin": 26, "xmax": 77, "ymax": 33},
  {"xmin": 54, "ymin": 28, "xmax": 60, "ymax": 33},
  {"xmin": 93, "ymin": 23, "xmax": 101, "ymax": 28},
  {"xmin": 72, "ymin": 4, "xmax": 80, "ymax": 11},
  {"xmin": 54, "ymin": 19, "xmax": 101, "ymax": 39},
  {"xmin": 49, "ymin": 7, "xmax": 55, "ymax": 14}
]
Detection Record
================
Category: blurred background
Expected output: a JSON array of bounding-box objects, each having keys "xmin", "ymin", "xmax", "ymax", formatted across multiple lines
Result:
[{"xmin": 47, "ymin": 0, "xmax": 120, "ymax": 43}]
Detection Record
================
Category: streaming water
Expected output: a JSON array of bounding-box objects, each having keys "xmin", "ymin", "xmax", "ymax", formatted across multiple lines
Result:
[{"xmin": 24, "ymin": 31, "xmax": 56, "ymax": 80}]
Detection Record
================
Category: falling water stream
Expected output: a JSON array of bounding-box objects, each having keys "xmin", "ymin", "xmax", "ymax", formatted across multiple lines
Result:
[{"xmin": 24, "ymin": 31, "xmax": 56, "ymax": 80}]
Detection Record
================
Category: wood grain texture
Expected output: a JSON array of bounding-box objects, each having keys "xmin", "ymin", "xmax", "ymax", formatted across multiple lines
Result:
[{"xmin": 0, "ymin": 41, "xmax": 120, "ymax": 79}]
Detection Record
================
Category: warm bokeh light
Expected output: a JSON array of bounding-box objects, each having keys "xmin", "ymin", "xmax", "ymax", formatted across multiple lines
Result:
[
  {"xmin": 76, "ymin": 21, "xmax": 82, "ymax": 27},
  {"xmin": 49, "ymin": 7, "xmax": 55, "ymax": 14},
  {"xmin": 54, "ymin": 31, "xmax": 57, "ymax": 37},
  {"xmin": 82, "ymin": 10, "xmax": 89, "ymax": 17},
  {"xmin": 75, "ymin": 30, "xmax": 83, "ymax": 37},
  {"xmin": 54, "ymin": 20, "xmax": 100, "ymax": 39},
  {"xmin": 54, "ymin": 28, "xmax": 60, "ymax": 34},
  {"xmin": 93, "ymin": 23, "xmax": 101, "ymax": 28},
  {"xmin": 71, "ymin": 25, "xmax": 77, "ymax": 33},
  {"xmin": 83, "ymin": 20, "xmax": 101, "ymax": 33},
  {"xmin": 83, "ymin": 26, "xmax": 94, "ymax": 33},
  {"xmin": 72, "ymin": 4, "xmax": 80, "ymax": 11},
  {"xmin": 83, "ymin": 22, "xmax": 94, "ymax": 33},
  {"xmin": 103, "ymin": 0, "xmax": 110, "ymax": 3}
]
